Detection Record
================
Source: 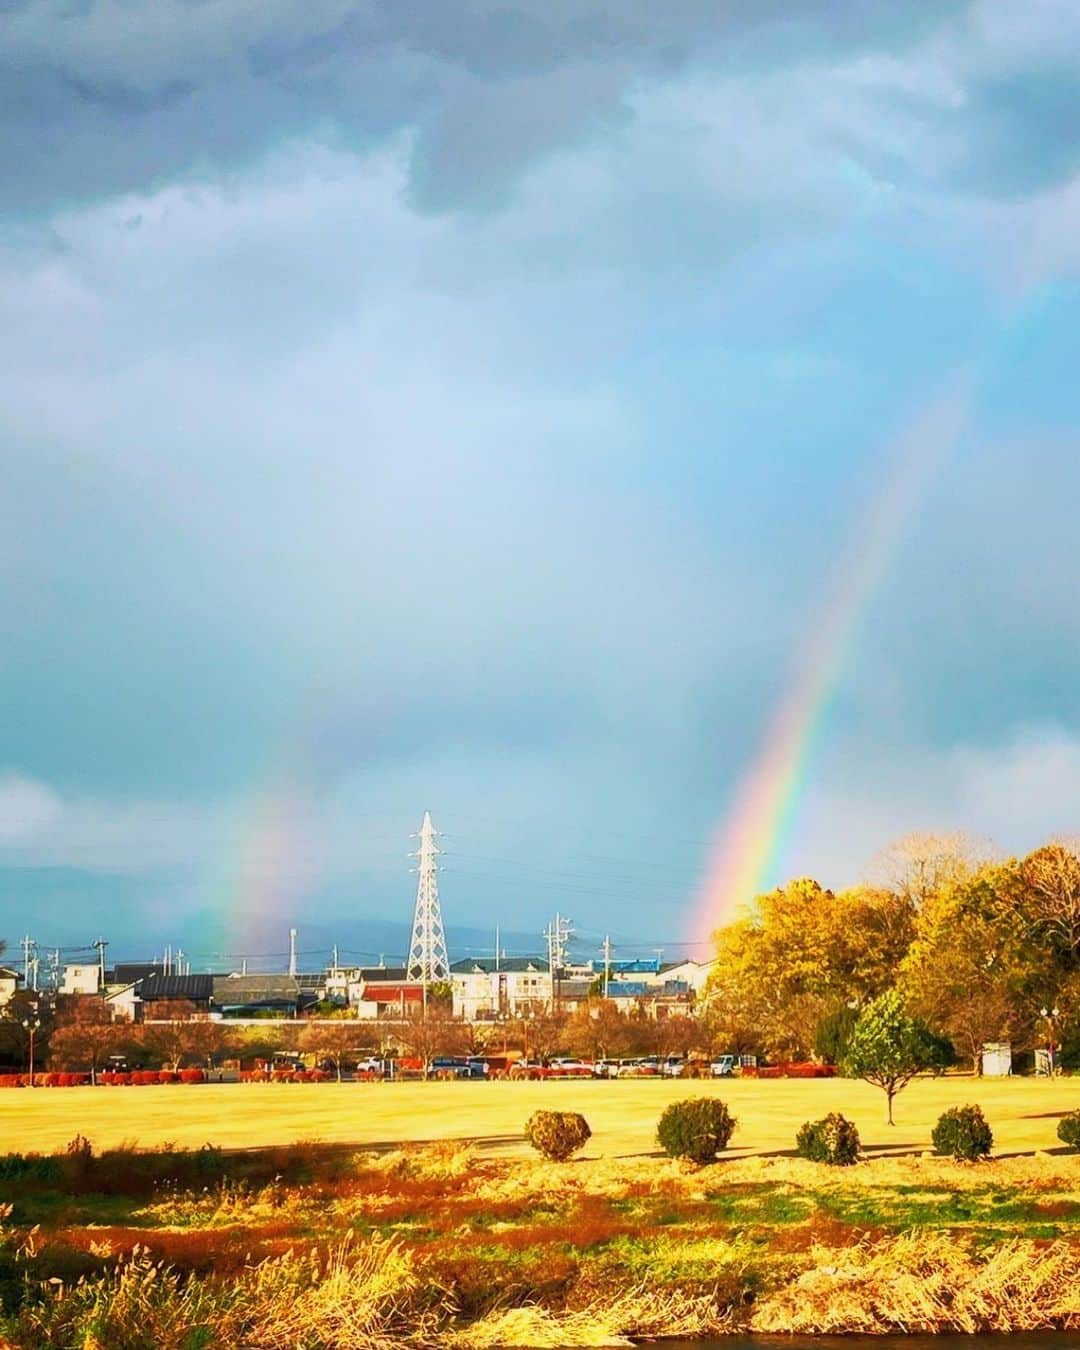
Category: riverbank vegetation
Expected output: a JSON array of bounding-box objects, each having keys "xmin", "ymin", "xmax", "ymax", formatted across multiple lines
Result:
[{"xmin": 1, "ymin": 1132, "xmax": 1079, "ymax": 1346}]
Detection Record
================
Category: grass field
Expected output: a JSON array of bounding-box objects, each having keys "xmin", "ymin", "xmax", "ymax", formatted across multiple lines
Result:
[
  {"xmin": 0, "ymin": 1072, "xmax": 1076, "ymax": 1157},
  {"xmin": 1, "ymin": 1075, "xmax": 1080, "ymax": 1344}
]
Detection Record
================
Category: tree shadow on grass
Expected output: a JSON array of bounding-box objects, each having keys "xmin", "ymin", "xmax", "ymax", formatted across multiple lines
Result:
[{"xmin": 223, "ymin": 1134, "xmax": 523, "ymax": 1159}]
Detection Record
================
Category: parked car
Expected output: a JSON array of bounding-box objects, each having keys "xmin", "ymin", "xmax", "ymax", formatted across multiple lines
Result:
[
  {"xmin": 661, "ymin": 1056, "xmax": 686, "ymax": 1077},
  {"xmin": 354, "ymin": 1057, "xmax": 386, "ymax": 1078},
  {"xmin": 508, "ymin": 1059, "xmax": 547, "ymax": 1080},
  {"xmin": 711, "ymin": 1054, "xmax": 735, "ymax": 1077},
  {"xmin": 592, "ymin": 1059, "xmax": 619, "ymax": 1079},
  {"xmin": 429, "ymin": 1057, "xmax": 486, "ymax": 1079},
  {"xmin": 547, "ymin": 1058, "xmax": 593, "ymax": 1078},
  {"xmin": 616, "ymin": 1058, "xmax": 661, "ymax": 1078}
]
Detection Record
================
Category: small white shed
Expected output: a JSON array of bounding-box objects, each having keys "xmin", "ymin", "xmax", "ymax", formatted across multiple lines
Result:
[{"xmin": 981, "ymin": 1042, "xmax": 1012, "ymax": 1076}]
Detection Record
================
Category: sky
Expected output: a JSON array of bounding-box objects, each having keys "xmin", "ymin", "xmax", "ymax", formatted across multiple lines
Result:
[{"xmin": 2, "ymin": 1, "xmax": 1079, "ymax": 969}]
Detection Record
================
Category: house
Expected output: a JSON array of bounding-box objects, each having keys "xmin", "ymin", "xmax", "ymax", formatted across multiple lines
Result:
[
  {"xmin": 606, "ymin": 978, "xmax": 694, "ymax": 1019},
  {"xmin": 355, "ymin": 981, "xmax": 425, "ymax": 1020},
  {"xmin": 0, "ymin": 967, "xmax": 21, "ymax": 1009},
  {"xmin": 450, "ymin": 957, "xmax": 551, "ymax": 1020},
  {"xmin": 61, "ymin": 963, "xmax": 101, "ymax": 995},
  {"xmin": 212, "ymin": 974, "xmax": 306, "ymax": 1018},
  {"xmin": 106, "ymin": 973, "xmax": 215, "ymax": 1022}
]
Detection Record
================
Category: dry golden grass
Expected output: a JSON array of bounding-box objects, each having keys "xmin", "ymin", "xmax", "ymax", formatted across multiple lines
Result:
[
  {"xmin": 752, "ymin": 1232, "xmax": 1080, "ymax": 1334},
  {"xmin": 448, "ymin": 1285, "xmax": 731, "ymax": 1348},
  {"xmin": 1, "ymin": 1073, "xmax": 1077, "ymax": 1157}
]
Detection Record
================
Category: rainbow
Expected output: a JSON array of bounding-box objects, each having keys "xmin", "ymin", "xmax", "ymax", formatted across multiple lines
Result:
[{"xmin": 691, "ymin": 374, "xmax": 973, "ymax": 939}]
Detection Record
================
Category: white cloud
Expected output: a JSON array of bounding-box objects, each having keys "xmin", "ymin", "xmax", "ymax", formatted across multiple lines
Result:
[
  {"xmin": 792, "ymin": 725, "xmax": 1080, "ymax": 887},
  {"xmin": 0, "ymin": 775, "xmax": 62, "ymax": 843}
]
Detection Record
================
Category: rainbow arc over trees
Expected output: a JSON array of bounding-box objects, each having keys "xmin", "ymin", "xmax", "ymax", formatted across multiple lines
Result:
[{"xmin": 691, "ymin": 376, "xmax": 973, "ymax": 940}]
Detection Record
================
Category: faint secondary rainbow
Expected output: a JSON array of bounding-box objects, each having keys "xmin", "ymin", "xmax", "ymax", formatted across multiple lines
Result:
[{"xmin": 691, "ymin": 374, "xmax": 973, "ymax": 939}]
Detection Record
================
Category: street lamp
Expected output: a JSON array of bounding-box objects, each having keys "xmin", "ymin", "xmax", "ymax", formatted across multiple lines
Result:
[
  {"xmin": 1040, "ymin": 1006, "xmax": 1060, "ymax": 1076},
  {"xmin": 20, "ymin": 1017, "xmax": 41, "ymax": 1088}
]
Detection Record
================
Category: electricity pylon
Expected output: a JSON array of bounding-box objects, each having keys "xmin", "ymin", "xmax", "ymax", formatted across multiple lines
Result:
[{"xmin": 407, "ymin": 811, "xmax": 450, "ymax": 985}]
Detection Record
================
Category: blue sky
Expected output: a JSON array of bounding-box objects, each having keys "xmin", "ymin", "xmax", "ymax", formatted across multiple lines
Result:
[{"xmin": 2, "ymin": 1, "xmax": 1079, "ymax": 967}]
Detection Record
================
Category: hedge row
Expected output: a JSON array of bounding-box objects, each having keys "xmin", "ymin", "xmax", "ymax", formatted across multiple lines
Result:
[
  {"xmin": 0, "ymin": 1073, "xmax": 90, "ymax": 1088},
  {"xmin": 0, "ymin": 1067, "xmax": 342, "ymax": 1088},
  {"xmin": 239, "ymin": 1069, "xmax": 333, "ymax": 1083},
  {"xmin": 526, "ymin": 1100, "xmax": 1041, "ymax": 1165}
]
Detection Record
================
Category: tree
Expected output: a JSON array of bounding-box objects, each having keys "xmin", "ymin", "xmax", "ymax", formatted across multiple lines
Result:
[
  {"xmin": 869, "ymin": 831, "xmax": 989, "ymax": 909},
  {"xmin": 842, "ymin": 990, "xmax": 942, "ymax": 1124},
  {"xmin": 814, "ymin": 1005, "xmax": 858, "ymax": 1065},
  {"xmin": 0, "ymin": 991, "xmax": 54, "ymax": 1070},
  {"xmin": 705, "ymin": 878, "xmax": 916, "ymax": 1061},
  {"xmin": 396, "ymin": 1009, "xmax": 469, "ymax": 1076},
  {"xmin": 49, "ymin": 999, "xmax": 123, "ymax": 1084},
  {"xmin": 900, "ymin": 862, "xmax": 1053, "ymax": 1070},
  {"xmin": 516, "ymin": 1012, "xmax": 566, "ymax": 1062},
  {"xmin": 562, "ymin": 1000, "xmax": 634, "ymax": 1061},
  {"xmin": 135, "ymin": 1000, "xmax": 232, "ymax": 1071},
  {"xmin": 299, "ymin": 1021, "xmax": 370, "ymax": 1081},
  {"xmin": 648, "ymin": 1014, "xmax": 699, "ymax": 1061},
  {"xmin": 1021, "ymin": 841, "xmax": 1080, "ymax": 968}
]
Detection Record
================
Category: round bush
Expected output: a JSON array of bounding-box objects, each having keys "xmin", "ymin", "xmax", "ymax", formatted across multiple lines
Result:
[
  {"xmin": 796, "ymin": 1112, "xmax": 861, "ymax": 1165},
  {"xmin": 656, "ymin": 1097, "xmax": 737, "ymax": 1164},
  {"xmin": 1057, "ymin": 1111, "xmax": 1080, "ymax": 1152},
  {"xmin": 524, "ymin": 1110, "xmax": 591, "ymax": 1161},
  {"xmin": 932, "ymin": 1104, "xmax": 993, "ymax": 1160}
]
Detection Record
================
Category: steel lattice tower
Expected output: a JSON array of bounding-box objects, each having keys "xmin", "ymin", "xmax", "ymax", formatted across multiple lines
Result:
[{"xmin": 407, "ymin": 811, "xmax": 450, "ymax": 984}]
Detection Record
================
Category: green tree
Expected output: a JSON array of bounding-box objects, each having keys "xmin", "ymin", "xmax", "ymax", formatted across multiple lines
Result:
[
  {"xmin": 842, "ymin": 989, "xmax": 942, "ymax": 1124},
  {"xmin": 814, "ymin": 1004, "xmax": 858, "ymax": 1065}
]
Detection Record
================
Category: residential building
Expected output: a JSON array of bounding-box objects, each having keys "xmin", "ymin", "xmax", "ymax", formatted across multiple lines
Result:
[
  {"xmin": 450, "ymin": 957, "xmax": 551, "ymax": 1020},
  {"xmin": 61, "ymin": 963, "xmax": 101, "ymax": 995},
  {"xmin": 0, "ymin": 967, "xmax": 21, "ymax": 1008}
]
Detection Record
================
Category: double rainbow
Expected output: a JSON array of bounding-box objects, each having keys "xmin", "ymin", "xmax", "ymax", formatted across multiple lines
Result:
[{"xmin": 691, "ymin": 374, "xmax": 973, "ymax": 939}]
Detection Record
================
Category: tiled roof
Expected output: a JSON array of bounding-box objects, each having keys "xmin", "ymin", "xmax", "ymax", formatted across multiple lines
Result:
[
  {"xmin": 450, "ymin": 957, "xmax": 549, "ymax": 974},
  {"xmin": 136, "ymin": 974, "xmax": 215, "ymax": 1002},
  {"xmin": 212, "ymin": 975, "xmax": 301, "ymax": 1003}
]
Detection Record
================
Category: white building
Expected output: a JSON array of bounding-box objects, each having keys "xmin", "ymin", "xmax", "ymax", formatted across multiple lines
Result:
[
  {"xmin": 451, "ymin": 957, "xmax": 551, "ymax": 1020},
  {"xmin": 61, "ymin": 963, "xmax": 102, "ymax": 995}
]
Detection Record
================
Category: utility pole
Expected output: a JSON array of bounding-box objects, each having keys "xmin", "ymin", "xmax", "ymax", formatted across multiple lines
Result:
[
  {"xmin": 288, "ymin": 929, "xmax": 297, "ymax": 978},
  {"xmin": 543, "ymin": 913, "xmax": 573, "ymax": 1012},
  {"xmin": 407, "ymin": 812, "xmax": 450, "ymax": 1004},
  {"xmin": 92, "ymin": 937, "xmax": 108, "ymax": 989},
  {"xmin": 20, "ymin": 939, "xmax": 35, "ymax": 993},
  {"xmin": 601, "ymin": 934, "xmax": 613, "ymax": 998}
]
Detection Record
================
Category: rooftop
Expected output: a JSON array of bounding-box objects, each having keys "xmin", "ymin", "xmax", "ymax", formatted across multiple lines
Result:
[{"xmin": 450, "ymin": 957, "xmax": 550, "ymax": 975}]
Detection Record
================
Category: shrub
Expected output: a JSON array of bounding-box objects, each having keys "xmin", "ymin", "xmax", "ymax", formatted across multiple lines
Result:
[
  {"xmin": 796, "ymin": 1112, "xmax": 861, "ymax": 1165},
  {"xmin": 1057, "ymin": 1111, "xmax": 1080, "ymax": 1152},
  {"xmin": 179, "ymin": 1068, "xmax": 206, "ymax": 1084},
  {"xmin": 524, "ymin": 1110, "xmax": 591, "ymax": 1161},
  {"xmin": 932, "ymin": 1104, "xmax": 993, "ymax": 1161},
  {"xmin": 656, "ymin": 1097, "xmax": 737, "ymax": 1164}
]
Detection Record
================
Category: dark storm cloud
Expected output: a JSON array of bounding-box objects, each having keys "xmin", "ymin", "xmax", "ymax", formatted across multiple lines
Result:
[{"xmin": 0, "ymin": 0, "xmax": 972, "ymax": 216}]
